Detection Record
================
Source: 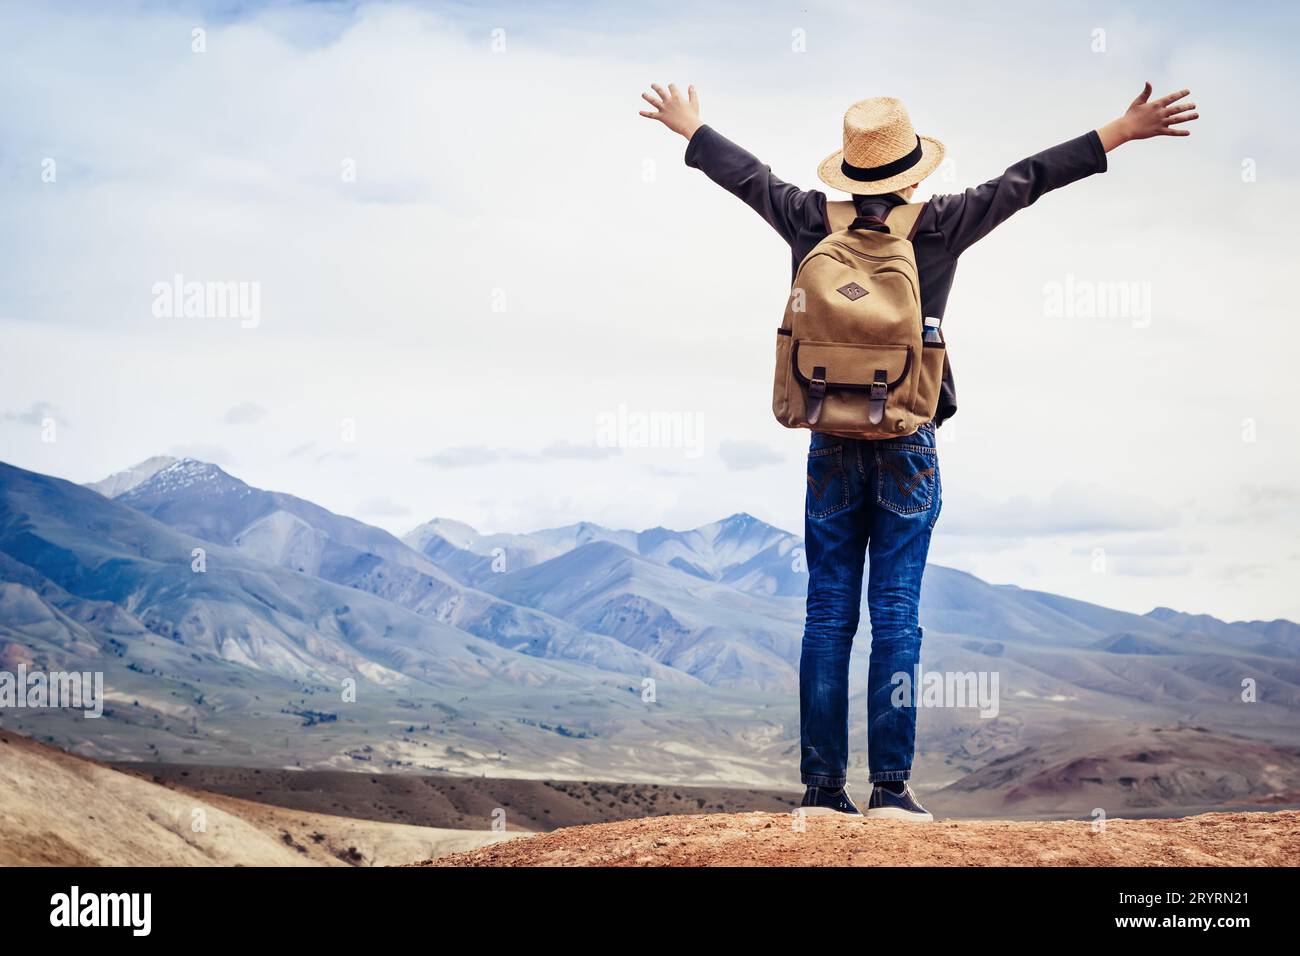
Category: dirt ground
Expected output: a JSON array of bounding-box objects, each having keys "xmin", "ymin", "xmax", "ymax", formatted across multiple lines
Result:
[
  {"xmin": 422, "ymin": 809, "xmax": 1300, "ymax": 867},
  {"xmin": 0, "ymin": 729, "xmax": 519, "ymax": 866}
]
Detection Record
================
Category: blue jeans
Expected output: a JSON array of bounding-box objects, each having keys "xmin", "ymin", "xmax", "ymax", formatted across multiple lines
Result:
[{"xmin": 799, "ymin": 422, "xmax": 941, "ymax": 787}]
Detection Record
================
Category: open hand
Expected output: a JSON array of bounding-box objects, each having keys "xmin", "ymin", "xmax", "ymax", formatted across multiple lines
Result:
[
  {"xmin": 639, "ymin": 83, "xmax": 703, "ymax": 140},
  {"xmin": 1106, "ymin": 83, "xmax": 1199, "ymax": 148}
]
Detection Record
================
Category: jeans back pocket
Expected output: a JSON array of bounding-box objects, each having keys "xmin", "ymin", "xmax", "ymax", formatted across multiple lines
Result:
[
  {"xmin": 806, "ymin": 442, "xmax": 850, "ymax": 518},
  {"xmin": 874, "ymin": 442, "xmax": 937, "ymax": 516}
]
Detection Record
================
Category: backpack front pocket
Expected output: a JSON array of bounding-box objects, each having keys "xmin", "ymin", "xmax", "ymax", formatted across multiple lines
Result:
[{"xmin": 791, "ymin": 340, "xmax": 914, "ymax": 432}]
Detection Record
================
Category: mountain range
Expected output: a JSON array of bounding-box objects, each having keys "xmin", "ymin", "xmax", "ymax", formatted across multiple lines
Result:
[{"xmin": 1, "ymin": 454, "xmax": 1298, "ymax": 810}]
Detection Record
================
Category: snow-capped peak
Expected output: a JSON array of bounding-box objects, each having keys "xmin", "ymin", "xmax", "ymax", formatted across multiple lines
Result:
[{"xmin": 83, "ymin": 456, "xmax": 179, "ymax": 498}]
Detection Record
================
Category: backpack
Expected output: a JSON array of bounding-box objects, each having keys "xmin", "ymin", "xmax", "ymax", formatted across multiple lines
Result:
[{"xmin": 772, "ymin": 200, "xmax": 945, "ymax": 439}]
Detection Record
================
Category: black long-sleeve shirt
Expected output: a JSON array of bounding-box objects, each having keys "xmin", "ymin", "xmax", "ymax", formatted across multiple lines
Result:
[{"xmin": 684, "ymin": 125, "xmax": 1108, "ymax": 425}]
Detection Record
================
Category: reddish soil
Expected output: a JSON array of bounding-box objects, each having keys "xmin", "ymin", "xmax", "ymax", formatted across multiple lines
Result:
[{"xmin": 421, "ymin": 809, "xmax": 1300, "ymax": 867}]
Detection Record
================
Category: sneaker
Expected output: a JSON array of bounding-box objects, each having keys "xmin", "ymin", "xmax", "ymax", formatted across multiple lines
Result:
[
  {"xmin": 797, "ymin": 784, "xmax": 862, "ymax": 817},
  {"xmin": 865, "ymin": 782, "xmax": 933, "ymax": 822}
]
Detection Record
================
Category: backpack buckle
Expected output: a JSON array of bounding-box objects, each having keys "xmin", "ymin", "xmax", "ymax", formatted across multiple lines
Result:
[
  {"xmin": 867, "ymin": 372, "xmax": 888, "ymax": 425},
  {"xmin": 807, "ymin": 366, "xmax": 827, "ymax": 425}
]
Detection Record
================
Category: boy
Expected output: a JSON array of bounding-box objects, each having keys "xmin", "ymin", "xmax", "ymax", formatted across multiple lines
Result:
[{"xmin": 639, "ymin": 82, "xmax": 1197, "ymax": 820}]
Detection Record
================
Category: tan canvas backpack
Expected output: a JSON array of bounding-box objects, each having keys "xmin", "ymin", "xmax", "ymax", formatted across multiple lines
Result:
[{"xmin": 773, "ymin": 201, "xmax": 945, "ymax": 439}]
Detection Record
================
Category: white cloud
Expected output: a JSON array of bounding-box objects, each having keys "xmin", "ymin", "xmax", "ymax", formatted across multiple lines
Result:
[
  {"xmin": 940, "ymin": 483, "xmax": 1180, "ymax": 538},
  {"xmin": 223, "ymin": 402, "xmax": 268, "ymax": 425},
  {"xmin": 355, "ymin": 495, "xmax": 410, "ymax": 517},
  {"xmin": 3, "ymin": 401, "xmax": 68, "ymax": 427},
  {"xmin": 718, "ymin": 440, "xmax": 785, "ymax": 471}
]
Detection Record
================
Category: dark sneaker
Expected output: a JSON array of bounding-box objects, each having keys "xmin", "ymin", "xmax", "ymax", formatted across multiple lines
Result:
[
  {"xmin": 865, "ymin": 783, "xmax": 934, "ymax": 822},
  {"xmin": 797, "ymin": 784, "xmax": 862, "ymax": 817}
]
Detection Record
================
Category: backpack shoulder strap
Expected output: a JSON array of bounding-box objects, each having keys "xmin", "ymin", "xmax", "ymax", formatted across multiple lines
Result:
[
  {"xmin": 885, "ymin": 202, "xmax": 927, "ymax": 241},
  {"xmin": 824, "ymin": 199, "xmax": 927, "ymax": 239},
  {"xmin": 823, "ymin": 200, "xmax": 856, "ymax": 234}
]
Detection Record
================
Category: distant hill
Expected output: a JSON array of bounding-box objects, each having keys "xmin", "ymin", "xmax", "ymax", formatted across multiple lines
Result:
[
  {"xmin": 113, "ymin": 459, "xmax": 674, "ymax": 683},
  {"xmin": 937, "ymin": 724, "xmax": 1300, "ymax": 817},
  {"xmin": 407, "ymin": 511, "xmax": 805, "ymax": 595}
]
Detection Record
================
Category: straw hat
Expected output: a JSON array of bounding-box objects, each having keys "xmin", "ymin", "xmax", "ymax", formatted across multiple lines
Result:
[{"xmin": 818, "ymin": 97, "xmax": 945, "ymax": 195}]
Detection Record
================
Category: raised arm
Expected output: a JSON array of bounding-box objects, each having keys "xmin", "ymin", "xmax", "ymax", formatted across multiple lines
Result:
[
  {"xmin": 639, "ymin": 82, "xmax": 825, "ymax": 247},
  {"xmin": 930, "ymin": 83, "xmax": 1198, "ymax": 258}
]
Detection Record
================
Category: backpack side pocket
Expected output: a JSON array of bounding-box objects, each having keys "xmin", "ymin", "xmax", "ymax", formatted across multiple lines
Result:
[
  {"xmin": 772, "ymin": 327, "xmax": 794, "ymax": 426},
  {"xmin": 914, "ymin": 334, "xmax": 946, "ymax": 423}
]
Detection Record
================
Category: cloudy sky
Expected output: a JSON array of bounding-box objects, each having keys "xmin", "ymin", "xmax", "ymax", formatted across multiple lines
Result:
[{"xmin": 2, "ymin": 0, "xmax": 1298, "ymax": 622}]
